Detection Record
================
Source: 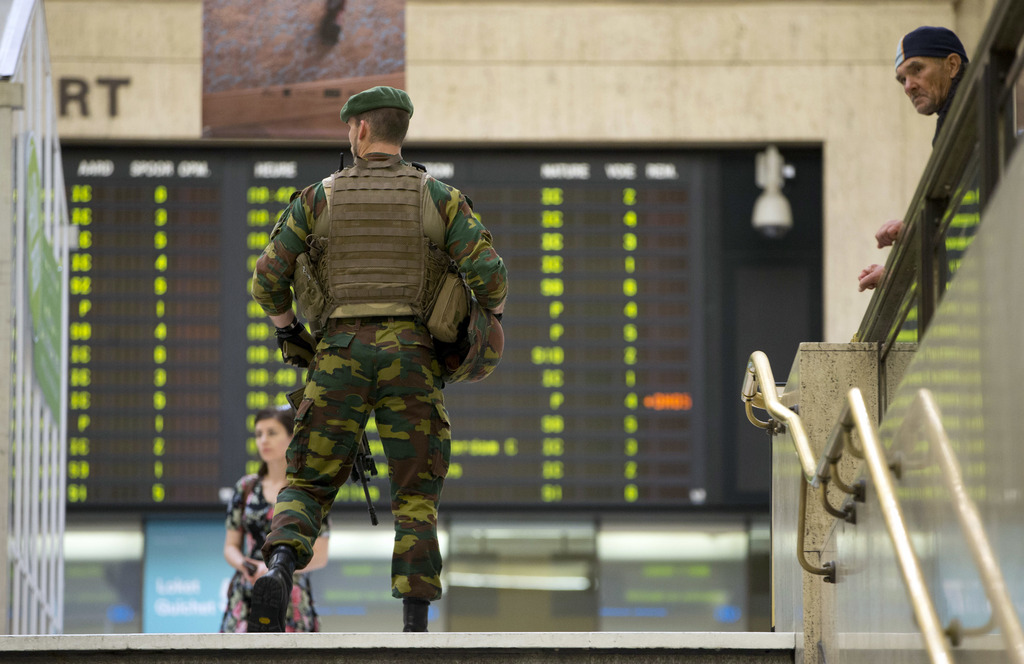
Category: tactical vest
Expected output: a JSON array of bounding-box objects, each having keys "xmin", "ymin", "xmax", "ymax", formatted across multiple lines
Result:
[{"xmin": 326, "ymin": 156, "xmax": 444, "ymax": 317}]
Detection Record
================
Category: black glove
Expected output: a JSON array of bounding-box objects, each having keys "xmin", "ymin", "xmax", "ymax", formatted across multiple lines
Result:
[{"xmin": 275, "ymin": 319, "xmax": 316, "ymax": 368}]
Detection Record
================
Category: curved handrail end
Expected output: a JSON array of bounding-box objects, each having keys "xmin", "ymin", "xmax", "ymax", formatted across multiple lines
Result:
[{"xmin": 743, "ymin": 351, "xmax": 816, "ymax": 482}]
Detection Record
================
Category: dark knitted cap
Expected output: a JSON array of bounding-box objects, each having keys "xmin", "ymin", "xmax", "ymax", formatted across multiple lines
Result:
[{"xmin": 896, "ymin": 26, "xmax": 968, "ymax": 70}]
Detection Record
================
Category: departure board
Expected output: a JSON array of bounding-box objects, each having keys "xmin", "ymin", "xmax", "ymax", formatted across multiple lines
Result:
[{"xmin": 62, "ymin": 146, "xmax": 707, "ymax": 510}]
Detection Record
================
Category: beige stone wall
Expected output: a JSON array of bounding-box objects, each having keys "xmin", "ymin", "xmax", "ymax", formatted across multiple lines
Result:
[
  {"xmin": 43, "ymin": 0, "xmax": 991, "ymax": 342},
  {"xmin": 955, "ymin": 0, "xmax": 998, "ymax": 52},
  {"xmin": 44, "ymin": 0, "xmax": 202, "ymax": 139},
  {"xmin": 405, "ymin": 1, "xmax": 975, "ymax": 342}
]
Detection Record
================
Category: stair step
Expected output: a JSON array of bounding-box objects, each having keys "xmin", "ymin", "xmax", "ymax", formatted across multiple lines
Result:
[{"xmin": 1, "ymin": 631, "xmax": 796, "ymax": 663}]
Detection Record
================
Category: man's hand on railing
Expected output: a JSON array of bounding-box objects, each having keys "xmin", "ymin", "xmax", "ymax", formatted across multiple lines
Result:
[
  {"xmin": 858, "ymin": 263, "xmax": 885, "ymax": 291},
  {"xmin": 875, "ymin": 219, "xmax": 904, "ymax": 248},
  {"xmin": 858, "ymin": 219, "xmax": 904, "ymax": 292}
]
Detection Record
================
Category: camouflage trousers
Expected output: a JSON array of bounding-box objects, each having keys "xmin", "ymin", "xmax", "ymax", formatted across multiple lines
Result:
[{"xmin": 263, "ymin": 316, "xmax": 451, "ymax": 601}]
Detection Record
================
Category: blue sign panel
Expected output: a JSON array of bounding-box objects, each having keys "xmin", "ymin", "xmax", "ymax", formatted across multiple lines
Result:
[{"xmin": 143, "ymin": 519, "xmax": 231, "ymax": 633}]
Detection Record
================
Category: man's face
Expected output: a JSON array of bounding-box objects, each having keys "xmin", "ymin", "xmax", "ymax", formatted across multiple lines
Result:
[{"xmin": 896, "ymin": 54, "xmax": 961, "ymax": 116}]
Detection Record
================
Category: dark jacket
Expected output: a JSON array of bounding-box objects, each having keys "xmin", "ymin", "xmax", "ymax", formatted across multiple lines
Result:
[{"xmin": 933, "ymin": 63, "xmax": 968, "ymax": 145}]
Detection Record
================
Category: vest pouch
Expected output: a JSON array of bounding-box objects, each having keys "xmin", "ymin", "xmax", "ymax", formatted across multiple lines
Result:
[
  {"xmin": 293, "ymin": 252, "xmax": 328, "ymax": 338},
  {"xmin": 286, "ymin": 385, "xmax": 306, "ymax": 411},
  {"xmin": 426, "ymin": 272, "xmax": 469, "ymax": 343}
]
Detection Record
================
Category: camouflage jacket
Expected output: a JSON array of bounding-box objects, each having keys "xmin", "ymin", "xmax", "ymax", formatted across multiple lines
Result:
[{"xmin": 250, "ymin": 153, "xmax": 508, "ymax": 320}]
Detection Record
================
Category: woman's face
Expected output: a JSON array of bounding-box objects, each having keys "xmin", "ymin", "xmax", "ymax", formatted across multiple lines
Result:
[{"xmin": 254, "ymin": 416, "xmax": 291, "ymax": 464}]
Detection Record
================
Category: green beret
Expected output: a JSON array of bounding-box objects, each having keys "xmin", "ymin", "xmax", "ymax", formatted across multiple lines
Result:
[{"xmin": 340, "ymin": 86, "xmax": 414, "ymax": 122}]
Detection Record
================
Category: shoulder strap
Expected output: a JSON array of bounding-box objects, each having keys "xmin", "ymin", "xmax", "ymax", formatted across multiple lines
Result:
[
  {"xmin": 237, "ymin": 475, "xmax": 259, "ymax": 532},
  {"xmin": 419, "ymin": 172, "xmax": 446, "ymax": 246}
]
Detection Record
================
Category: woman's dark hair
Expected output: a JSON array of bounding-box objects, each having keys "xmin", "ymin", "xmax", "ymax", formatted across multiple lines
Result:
[{"xmin": 253, "ymin": 405, "xmax": 295, "ymax": 477}]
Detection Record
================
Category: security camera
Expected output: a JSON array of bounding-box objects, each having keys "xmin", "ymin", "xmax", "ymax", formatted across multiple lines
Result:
[
  {"xmin": 752, "ymin": 146, "xmax": 793, "ymax": 238},
  {"xmin": 752, "ymin": 190, "xmax": 793, "ymax": 238}
]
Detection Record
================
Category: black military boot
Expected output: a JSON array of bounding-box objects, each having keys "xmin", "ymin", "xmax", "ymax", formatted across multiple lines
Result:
[
  {"xmin": 247, "ymin": 545, "xmax": 297, "ymax": 632},
  {"xmin": 402, "ymin": 598, "xmax": 429, "ymax": 632}
]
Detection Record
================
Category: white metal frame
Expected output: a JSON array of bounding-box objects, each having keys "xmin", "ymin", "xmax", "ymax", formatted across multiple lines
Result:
[{"xmin": 0, "ymin": 0, "xmax": 69, "ymax": 635}]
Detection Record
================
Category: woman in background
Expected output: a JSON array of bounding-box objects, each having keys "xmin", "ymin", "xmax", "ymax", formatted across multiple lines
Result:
[{"xmin": 220, "ymin": 405, "xmax": 330, "ymax": 632}]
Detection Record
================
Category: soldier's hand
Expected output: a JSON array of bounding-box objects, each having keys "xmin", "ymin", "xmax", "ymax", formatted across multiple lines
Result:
[{"xmin": 275, "ymin": 319, "xmax": 316, "ymax": 368}]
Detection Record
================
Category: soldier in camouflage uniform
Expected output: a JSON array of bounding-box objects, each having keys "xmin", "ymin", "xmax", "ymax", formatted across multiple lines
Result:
[{"xmin": 247, "ymin": 86, "xmax": 507, "ymax": 633}]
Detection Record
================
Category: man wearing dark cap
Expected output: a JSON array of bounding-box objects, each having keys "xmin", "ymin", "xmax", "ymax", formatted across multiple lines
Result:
[
  {"xmin": 895, "ymin": 26, "xmax": 970, "ymax": 141},
  {"xmin": 247, "ymin": 85, "xmax": 508, "ymax": 632},
  {"xmin": 859, "ymin": 26, "xmax": 971, "ymax": 292}
]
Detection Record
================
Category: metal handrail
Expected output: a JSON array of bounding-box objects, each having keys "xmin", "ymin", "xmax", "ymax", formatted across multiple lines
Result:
[
  {"xmin": 841, "ymin": 387, "xmax": 954, "ymax": 664},
  {"xmin": 824, "ymin": 387, "xmax": 1024, "ymax": 659},
  {"xmin": 742, "ymin": 350, "xmax": 815, "ymax": 483},
  {"xmin": 907, "ymin": 389, "xmax": 1024, "ymax": 662},
  {"xmin": 742, "ymin": 348, "xmax": 1024, "ymax": 660},
  {"xmin": 796, "ymin": 474, "xmax": 835, "ymax": 582},
  {"xmin": 741, "ymin": 350, "xmax": 834, "ymax": 580},
  {"xmin": 814, "ymin": 421, "xmax": 860, "ymax": 522},
  {"xmin": 814, "ymin": 405, "xmax": 871, "ymax": 524}
]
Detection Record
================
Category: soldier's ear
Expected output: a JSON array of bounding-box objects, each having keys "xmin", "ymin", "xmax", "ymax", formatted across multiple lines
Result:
[{"xmin": 358, "ymin": 119, "xmax": 372, "ymax": 142}]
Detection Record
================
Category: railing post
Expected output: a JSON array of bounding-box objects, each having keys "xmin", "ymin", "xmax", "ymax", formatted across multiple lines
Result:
[
  {"xmin": 0, "ymin": 78, "xmax": 22, "ymax": 637},
  {"xmin": 918, "ymin": 199, "xmax": 943, "ymax": 336},
  {"xmin": 980, "ymin": 48, "xmax": 1015, "ymax": 209}
]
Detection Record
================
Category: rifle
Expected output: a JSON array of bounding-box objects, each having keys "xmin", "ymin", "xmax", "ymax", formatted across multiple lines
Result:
[{"xmin": 351, "ymin": 431, "xmax": 379, "ymax": 526}]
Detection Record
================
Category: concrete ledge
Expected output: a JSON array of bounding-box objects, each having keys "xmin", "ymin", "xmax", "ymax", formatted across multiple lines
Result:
[{"xmin": 0, "ymin": 632, "xmax": 796, "ymax": 664}]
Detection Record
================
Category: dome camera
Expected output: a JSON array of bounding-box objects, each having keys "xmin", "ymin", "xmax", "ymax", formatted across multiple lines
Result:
[
  {"xmin": 752, "ymin": 146, "xmax": 793, "ymax": 238},
  {"xmin": 752, "ymin": 190, "xmax": 793, "ymax": 238}
]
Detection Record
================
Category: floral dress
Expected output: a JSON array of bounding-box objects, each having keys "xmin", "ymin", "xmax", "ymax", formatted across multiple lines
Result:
[{"xmin": 219, "ymin": 473, "xmax": 327, "ymax": 632}]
